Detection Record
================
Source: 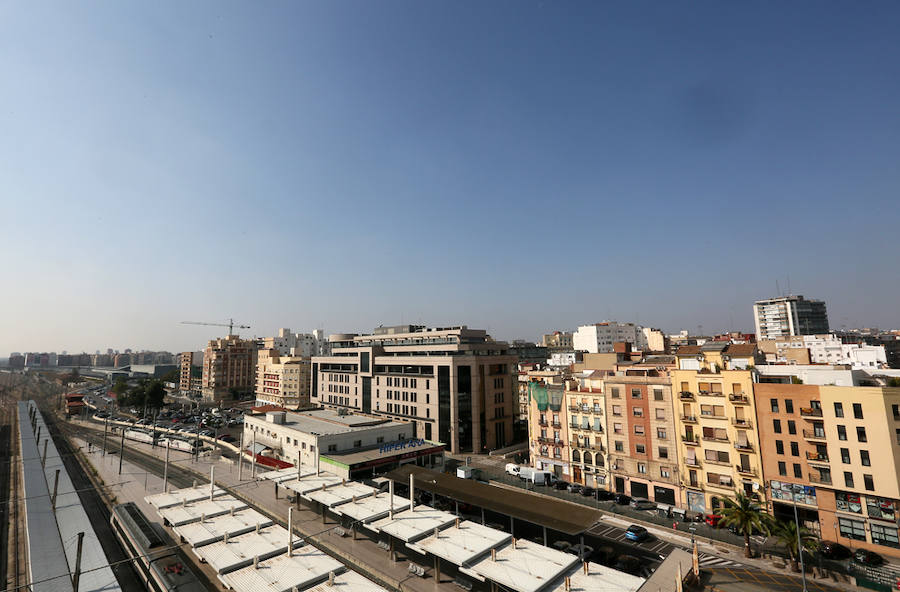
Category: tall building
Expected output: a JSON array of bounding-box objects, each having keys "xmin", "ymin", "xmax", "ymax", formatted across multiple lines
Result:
[
  {"xmin": 255, "ymin": 348, "xmax": 312, "ymax": 410},
  {"xmin": 262, "ymin": 328, "xmax": 330, "ymax": 357},
  {"xmin": 753, "ymin": 295, "xmax": 829, "ymax": 340},
  {"xmin": 178, "ymin": 351, "xmax": 203, "ymax": 395},
  {"xmin": 311, "ymin": 325, "xmax": 516, "ymax": 454},
  {"xmin": 565, "ymin": 371, "xmax": 608, "ymax": 488},
  {"xmin": 672, "ymin": 343, "xmax": 765, "ymax": 514},
  {"xmin": 755, "ymin": 383, "xmax": 900, "ymax": 558},
  {"xmin": 201, "ymin": 335, "xmax": 256, "ymax": 402},
  {"xmin": 573, "ymin": 322, "xmax": 646, "ymax": 353}
]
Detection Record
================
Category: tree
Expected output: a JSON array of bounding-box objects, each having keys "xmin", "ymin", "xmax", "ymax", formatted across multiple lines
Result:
[
  {"xmin": 145, "ymin": 380, "xmax": 166, "ymax": 409},
  {"xmin": 770, "ymin": 519, "xmax": 818, "ymax": 572},
  {"xmin": 112, "ymin": 378, "xmax": 128, "ymax": 396},
  {"xmin": 888, "ymin": 377, "xmax": 900, "ymax": 388},
  {"xmin": 717, "ymin": 492, "xmax": 769, "ymax": 558},
  {"xmin": 160, "ymin": 368, "xmax": 180, "ymax": 383}
]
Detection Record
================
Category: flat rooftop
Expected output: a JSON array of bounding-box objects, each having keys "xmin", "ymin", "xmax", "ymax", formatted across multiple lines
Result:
[
  {"xmin": 145, "ymin": 485, "xmax": 228, "ymax": 509},
  {"xmin": 548, "ymin": 562, "xmax": 644, "ymax": 592},
  {"xmin": 284, "ymin": 473, "xmax": 344, "ymax": 494},
  {"xmin": 408, "ymin": 520, "xmax": 511, "ymax": 567},
  {"xmin": 635, "ymin": 549, "xmax": 690, "ymax": 592},
  {"xmin": 466, "ymin": 540, "xmax": 580, "ymax": 592},
  {"xmin": 369, "ymin": 506, "xmax": 458, "ymax": 542},
  {"xmin": 258, "ymin": 467, "xmax": 316, "ymax": 483},
  {"xmin": 250, "ymin": 408, "xmax": 405, "ymax": 435},
  {"xmin": 173, "ymin": 508, "xmax": 274, "ymax": 547},
  {"xmin": 323, "ymin": 441, "xmax": 444, "ymax": 469},
  {"xmin": 193, "ymin": 525, "xmax": 301, "ymax": 574},
  {"xmin": 304, "ymin": 482, "xmax": 377, "ymax": 507},
  {"xmin": 303, "ymin": 570, "xmax": 390, "ymax": 592},
  {"xmin": 385, "ymin": 466, "xmax": 604, "ymax": 536},
  {"xmin": 219, "ymin": 544, "xmax": 344, "ymax": 592},
  {"xmin": 157, "ymin": 496, "xmax": 247, "ymax": 527},
  {"xmin": 333, "ymin": 492, "xmax": 411, "ymax": 523}
]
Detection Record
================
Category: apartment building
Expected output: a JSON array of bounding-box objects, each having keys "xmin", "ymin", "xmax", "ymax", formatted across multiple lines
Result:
[
  {"xmin": 178, "ymin": 351, "xmax": 203, "ymax": 395},
  {"xmin": 756, "ymin": 383, "xmax": 900, "ymax": 557},
  {"xmin": 262, "ymin": 328, "xmax": 330, "ymax": 357},
  {"xmin": 311, "ymin": 325, "xmax": 516, "ymax": 454},
  {"xmin": 573, "ymin": 322, "xmax": 646, "ymax": 353},
  {"xmin": 542, "ymin": 331, "xmax": 574, "ymax": 351},
  {"xmin": 201, "ymin": 335, "xmax": 256, "ymax": 402},
  {"xmin": 255, "ymin": 348, "xmax": 312, "ymax": 410},
  {"xmin": 672, "ymin": 344, "xmax": 764, "ymax": 514},
  {"xmin": 565, "ymin": 371, "xmax": 608, "ymax": 488},
  {"xmin": 605, "ymin": 357, "xmax": 681, "ymax": 506},
  {"xmin": 754, "ymin": 295, "xmax": 829, "ymax": 340},
  {"xmin": 527, "ymin": 381, "xmax": 570, "ymax": 479}
]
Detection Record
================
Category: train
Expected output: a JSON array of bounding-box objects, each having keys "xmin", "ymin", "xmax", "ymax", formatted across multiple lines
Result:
[
  {"xmin": 110, "ymin": 502, "xmax": 207, "ymax": 592},
  {"xmin": 123, "ymin": 428, "xmax": 156, "ymax": 445},
  {"xmin": 157, "ymin": 436, "xmax": 202, "ymax": 453}
]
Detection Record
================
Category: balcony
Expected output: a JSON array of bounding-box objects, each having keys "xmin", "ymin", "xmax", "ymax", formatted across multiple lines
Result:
[
  {"xmin": 681, "ymin": 414, "xmax": 698, "ymax": 423},
  {"xmin": 706, "ymin": 479, "xmax": 735, "ymax": 491},
  {"xmin": 569, "ymin": 406, "xmax": 580, "ymax": 413},
  {"xmin": 806, "ymin": 451, "xmax": 830, "ymax": 465},
  {"xmin": 728, "ymin": 394, "xmax": 750, "ymax": 404},
  {"xmin": 684, "ymin": 458, "xmax": 702, "ymax": 468},
  {"xmin": 809, "ymin": 472, "xmax": 832, "ymax": 485},
  {"xmin": 551, "ymin": 421, "xmax": 562, "ymax": 429},
  {"xmin": 705, "ymin": 458, "xmax": 731, "ymax": 467},
  {"xmin": 735, "ymin": 465, "xmax": 757, "ymax": 476},
  {"xmin": 700, "ymin": 412, "xmax": 728, "ymax": 420},
  {"xmin": 731, "ymin": 418, "xmax": 753, "ymax": 429},
  {"xmin": 734, "ymin": 441, "xmax": 754, "ymax": 452},
  {"xmin": 682, "ymin": 434, "xmax": 700, "ymax": 445},
  {"xmin": 679, "ymin": 391, "xmax": 695, "ymax": 400},
  {"xmin": 538, "ymin": 418, "xmax": 548, "ymax": 427},
  {"xmin": 702, "ymin": 434, "xmax": 730, "ymax": 443},
  {"xmin": 802, "ymin": 429, "xmax": 827, "ymax": 442},
  {"xmin": 800, "ymin": 407, "xmax": 823, "ymax": 418}
]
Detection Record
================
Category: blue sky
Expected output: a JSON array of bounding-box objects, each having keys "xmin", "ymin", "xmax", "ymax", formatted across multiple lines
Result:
[{"xmin": 1, "ymin": 1, "xmax": 898, "ymax": 353}]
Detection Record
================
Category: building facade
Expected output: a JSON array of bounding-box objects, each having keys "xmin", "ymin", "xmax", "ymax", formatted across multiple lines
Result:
[
  {"xmin": 311, "ymin": 325, "xmax": 516, "ymax": 454},
  {"xmin": 754, "ymin": 295, "xmax": 829, "ymax": 340},
  {"xmin": 565, "ymin": 372, "xmax": 608, "ymax": 488},
  {"xmin": 262, "ymin": 328, "xmax": 331, "ymax": 358},
  {"xmin": 201, "ymin": 335, "xmax": 256, "ymax": 402},
  {"xmin": 542, "ymin": 332, "xmax": 574, "ymax": 351},
  {"xmin": 573, "ymin": 322, "xmax": 646, "ymax": 354},
  {"xmin": 255, "ymin": 349, "xmax": 312, "ymax": 409},
  {"xmin": 527, "ymin": 381, "xmax": 570, "ymax": 479}
]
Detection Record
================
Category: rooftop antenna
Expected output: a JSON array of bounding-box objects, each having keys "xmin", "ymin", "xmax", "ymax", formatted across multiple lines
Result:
[
  {"xmin": 776, "ymin": 279, "xmax": 781, "ymax": 297},
  {"xmin": 787, "ymin": 276, "xmax": 792, "ymax": 297}
]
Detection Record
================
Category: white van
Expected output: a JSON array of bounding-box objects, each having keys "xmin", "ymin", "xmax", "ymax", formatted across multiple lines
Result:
[
  {"xmin": 505, "ymin": 463, "xmax": 520, "ymax": 476},
  {"xmin": 528, "ymin": 470, "xmax": 557, "ymax": 486},
  {"xmin": 518, "ymin": 467, "xmax": 536, "ymax": 481}
]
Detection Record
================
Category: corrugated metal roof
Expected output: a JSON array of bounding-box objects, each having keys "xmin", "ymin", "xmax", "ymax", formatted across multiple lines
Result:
[
  {"xmin": 218, "ymin": 544, "xmax": 344, "ymax": 592},
  {"xmin": 467, "ymin": 539, "xmax": 580, "ymax": 592},
  {"xmin": 172, "ymin": 507, "xmax": 274, "ymax": 547},
  {"xmin": 192, "ymin": 525, "xmax": 301, "ymax": 574},
  {"xmin": 302, "ymin": 570, "xmax": 390, "ymax": 592},
  {"xmin": 145, "ymin": 485, "xmax": 228, "ymax": 509},
  {"xmin": 157, "ymin": 496, "xmax": 247, "ymax": 526}
]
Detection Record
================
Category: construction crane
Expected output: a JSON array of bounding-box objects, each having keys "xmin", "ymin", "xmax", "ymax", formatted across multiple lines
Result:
[{"xmin": 180, "ymin": 318, "xmax": 250, "ymax": 335}]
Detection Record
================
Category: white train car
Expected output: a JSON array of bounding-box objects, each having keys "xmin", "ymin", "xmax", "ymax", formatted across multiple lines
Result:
[
  {"xmin": 124, "ymin": 428, "xmax": 155, "ymax": 445},
  {"xmin": 158, "ymin": 437, "xmax": 200, "ymax": 453}
]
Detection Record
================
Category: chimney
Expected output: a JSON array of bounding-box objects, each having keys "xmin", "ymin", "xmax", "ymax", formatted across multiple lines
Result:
[
  {"xmin": 200, "ymin": 513, "xmax": 205, "ymax": 523},
  {"xmin": 223, "ymin": 531, "xmax": 229, "ymax": 543},
  {"xmin": 256, "ymin": 522, "xmax": 261, "ymax": 533},
  {"xmin": 230, "ymin": 505, "xmax": 235, "ymax": 516}
]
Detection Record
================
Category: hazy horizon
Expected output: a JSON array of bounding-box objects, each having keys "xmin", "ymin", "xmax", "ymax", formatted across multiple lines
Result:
[{"xmin": 3, "ymin": 2, "xmax": 899, "ymax": 355}]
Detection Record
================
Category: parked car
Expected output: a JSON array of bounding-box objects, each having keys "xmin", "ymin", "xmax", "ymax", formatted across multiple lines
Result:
[
  {"xmin": 704, "ymin": 514, "xmax": 723, "ymax": 528},
  {"xmin": 505, "ymin": 463, "xmax": 520, "ymax": 476},
  {"xmin": 614, "ymin": 494, "xmax": 632, "ymax": 505},
  {"xmin": 567, "ymin": 483, "xmax": 583, "ymax": 494},
  {"xmin": 566, "ymin": 543, "xmax": 594, "ymax": 557},
  {"xmin": 624, "ymin": 525, "xmax": 649, "ymax": 542},
  {"xmin": 629, "ymin": 497, "xmax": 657, "ymax": 511},
  {"xmin": 580, "ymin": 487, "xmax": 596, "ymax": 497},
  {"xmin": 853, "ymin": 549, "xmax": 883, "ymax": 566},
  {"xmin": 595, "ymin": 489, "xmax": 616, "ymax": 501},
  {"xmin": 818, "ymin": 541, "xmax": 851, "ymax": 560},
  {"xmin": 552, "ymin": 480, "xmax": 569, "ymax": 491},
  {"xmin": 217, "ymin": 434, "xmax": 236, "ymax": 443}
]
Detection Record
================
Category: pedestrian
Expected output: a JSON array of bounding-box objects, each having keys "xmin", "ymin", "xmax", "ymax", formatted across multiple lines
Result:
[{"xmin": 673, "ymin": 521, "xmax": 678, "ymax": 530}]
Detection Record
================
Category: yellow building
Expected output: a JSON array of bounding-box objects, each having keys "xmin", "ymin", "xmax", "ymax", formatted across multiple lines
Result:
[
  {"xmin": 672, "ymin": 343, "xmax": 764, "ymax": 514},
  {"xmin": 255, "ymin": 348, "xmax": 312, "ymax": 409},
  {"xmin": 565, "ymin": 371, "xmax": 608, "ymax": 488}
]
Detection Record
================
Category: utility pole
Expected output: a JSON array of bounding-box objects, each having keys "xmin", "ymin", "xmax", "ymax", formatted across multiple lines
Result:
[
  {"xmin": 118, "ymin": 429, "xmax": 125, "ymax": 475},
  {"xmin": 72, "ymin": 532, "xmax": 84, "ymax": 592},
  {"xmin": 102, "ymin": 417, "xmax": 108, "ymax": 457},
  {"xmin": 793, "ymin": 494, "xmax": 808, "ymax": 592},
  {"xmin": 163, "ymin": 440, "xmax": 170, "ymax": 493},
  {"xmin": 51, "ymin": 469, "xmax": 60, "ymax": 510},
  {"xmin": 238, "ymin": 431, "xmax": 244, "ymax": 481}
]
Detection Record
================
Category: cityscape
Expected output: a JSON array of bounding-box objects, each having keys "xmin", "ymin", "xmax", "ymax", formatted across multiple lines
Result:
[{"xmin": 2, "ymin": 3, "xmax": 899, "ymax": 592}]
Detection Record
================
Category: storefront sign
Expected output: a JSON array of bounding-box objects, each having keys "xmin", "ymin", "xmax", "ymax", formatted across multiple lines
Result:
[{"xmin": 379, "ymin": 438, "xmax": 427, "ymax": 454}]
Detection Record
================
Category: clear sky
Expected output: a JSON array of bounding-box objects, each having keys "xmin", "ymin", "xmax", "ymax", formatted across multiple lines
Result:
[{"xmin": 2, "ymin": 1, "xmax": 899, "ymax": 354}]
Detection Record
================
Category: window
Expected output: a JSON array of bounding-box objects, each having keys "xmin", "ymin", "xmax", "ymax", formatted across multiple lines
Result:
[
  {"xmin": 837, "ymin": 425, "xmax": 847, "ymax": 440},
  {"xmin": 793, "ymin": 464, "xmax": 802, "ymax": 478},
  {"xmin": 353, "ymin": 440, "xmax": 362, "ymax": 448},
  {"xmin": 844, "ymin": 472, "xmax": 854, "ymax": 488},
  {"xmin": 834, "ymin": 402, "xmax": 844, "ymax": 418},
  {"xmin": 893, "ymin": 404, "xmax": 900, "ymax": 419},
  {"xmin": 659, "ymin": 447, "xmax": 669, "ymax": 459},
  {"xmin": 632, "ymin": 407, "xmax": 643, "ymax": 417},
  {"xmin": 784, "ymin": 399, "xmax": 794, "ymax": 414},
  {"xmin": 778, "ymin": 461, "xmax": 787, "ymax": 476},
  {"xmin": 635, "ymin": 444, "xmax": 646, "ymax": 454},
  {"xmin": 614, "ymin": 441, "xmax": 624, "ymax": 452},
  {"xmin": 770, "ymin": 399, "xmax": 779, "ymax": 413},
  {"xmin": 637, "ymin": 463, "xmax": 647, "ymax": 474},
  {"xmin": 655, "ymin": 408, "xmax": 666, "ymax": 420},
  {"xmin": 613, "ymin": 423, "xmax": 623, "ymax": 435},
  {"xmin": 870, "ymin": 524, "xmax": 900, "ymax": 549},
  {"xmin": 634, "ymin": 425, "xmax": 645, "ymax": 435},
  {"xmin": 857, "ymin": 426, "xmax": 867, "ymax": 443},
  {"xmin": 839, "ymin": 517, "xmax": 866, "ymax": 541},
  {"xmin": 864, "ymin": 474, "xmax": 875, "ymax": 491},
  {"xmin": 653, "ymin": 389, "xmax": 663, "ymax": 401},
  {"xmin": 787, "ymin": 420, "xmax": 796, "ymax": 435},
  {"xmin": 773, "ymin": 419, "xmax": 782, "ymax": 434},
  {"xmin": 775, "ymin": 440, "xmax": 784, "ymax": 455},
  {"xmin": 376, "ymin": 436, "xmax": 384, "ymax": 443},
  {"xmin": 612, "ymin": 405, "xmax": 622, "ymax": 416},
  {"xmin": 860, "ymin": 450, "xmax": 871, "ymax": 467},
  {"xmin": 853, "ymin": 403, "xmax": 863, "ymax": 420},
  {"xmin": 656, "ymin": 428, "xmax": 667, "ymax": 439},
  {"xmin": 610, "ymin": 387, "xmax": 620, "ymax": 399},
  {"xmin": 660, "ymin": 468, "xmax": 671, "ymax": 478},
  {"xmin": 327, "ymin": 444, "xmax": 337, "ymax": 452},
  {"xmin": 841, "ymin": 448, "xmax": 851, "ymax": 464},
  {"xmin": 836, "ymin": 491, "xmax": 862, "ymax": 513},
  {"xmin": 631, "ymin": 388, "xmax": 642, "ymax": 399},
  {"xmin": 790, "ymin": 442, "xmax": 799, "ymax": 457}
]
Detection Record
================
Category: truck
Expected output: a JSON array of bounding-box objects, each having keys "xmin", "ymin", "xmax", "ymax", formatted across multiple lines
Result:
[{"xmin": 526, "ymin": 470, "xmax": 557, "ymax": 486}]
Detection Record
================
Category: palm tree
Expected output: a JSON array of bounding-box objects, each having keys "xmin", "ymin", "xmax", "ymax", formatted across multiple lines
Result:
[
  {"xmin": 770, "ymin": 519, "xmax": 818, "ymax": 572},
  {"xmin": 717, "ymin": 492, "xmax": 769, "ymax": 558}
]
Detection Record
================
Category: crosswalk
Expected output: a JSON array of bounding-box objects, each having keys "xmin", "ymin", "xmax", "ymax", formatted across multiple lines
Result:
[
  {"xmin": 589, "ymin": 523, "xmax": 749, "ymax": 568},
  {"xmin": 698, "ymin": 553, "xmax": 747, "ymax": 568}
]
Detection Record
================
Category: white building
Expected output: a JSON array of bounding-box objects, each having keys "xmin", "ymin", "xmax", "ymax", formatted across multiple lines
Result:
[
  {"xmin": 546, "ymin": 351, "xmax": 578, "ymax": 368},
  {"xmin": 263, "ymin": 328, "xmax": 331, "ymax": 358},
  {"xmin": 573, "ymin": 322, "xmax": 645, "ymax": 353},
  {"xmin": 753, "ymin": 295, "xmax": 829, "ymax": 339}
]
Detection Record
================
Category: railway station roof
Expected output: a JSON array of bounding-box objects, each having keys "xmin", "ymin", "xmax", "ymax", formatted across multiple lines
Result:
[
  {"xmin": 548, "ymin": 562, "xmax": 644, "ymax": 592},
  {"xmin": 258, "ymin": 467, "xmax": 314, "ymax": 483},
  {"xmin": 145, "ymin": 484, "xmax": 228, "ymax": 509},
  {"xmin": 384, "ymin": 466, "xmax": 604, "ymax": 536},
  {"xmin": 368, "ymin": 505, "xmax": 457, "ymax": 542},
  {"xmin": 157, "ymin": 496, "xmax": 247, "ymax": 526},
  {"xmin": 219, "ymin": 544, "xmax": 344, "ymax": 592},
  {"xmin": 407, "ymin": 519, "xmax": 511, "ymax": 567},
  {"xmin": 283, "ymin": 472, "xmax": 344, "ymax": 494},
  {"xmin": 303, "ymin": 482, "xmax": 376, "ymax": 507},
  {"xmin": 172, "ymin": 507, "xmax": 274, "ymax": 547},
  {"xmin": 332, "ymin": 492, "xmax": 410, "ymax": 523},
  {"xmin": 302, "ymin": 570, "xmax": 390, "ymax": 592},
  {"xmin": 192, "ymin": 525, "xmax": 301, "ymax": 574},
  {"xmin": 465, "ymin": 539, "xmax": 580, "ymax": 592}
]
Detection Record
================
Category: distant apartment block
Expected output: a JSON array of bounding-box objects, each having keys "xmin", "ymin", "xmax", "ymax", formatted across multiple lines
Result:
[
  {"xmin": 255, "ymin": 348, "xmax": 312, "ymax": 410},
  {"xmin": 759, "ymin": 334, "xmax": 887, "ymax": 368},
  {"xmin": 201, "ymin": 335, "xmax": 256, "ymax": 402},
  {"xmin": 754, "ymin": 295, "xmax": 829, "ymax": 340},
  {"xmin": 573, "ymin": 322, "xmax": 646, "ymax": 353},
  {"xmin": 179, "ymin": 351, "xmax": 203, "ymax": 395},
  {"xmin": 311, "ymin": 325, "xmax": 516, "ymax": 454},
  {"xmin": 542, "ymin": 331, "xmax": 574, "ymax": 350},
  {"xmin": 261, "ymin": 328, "xmax": 330, "ymax": 357}
]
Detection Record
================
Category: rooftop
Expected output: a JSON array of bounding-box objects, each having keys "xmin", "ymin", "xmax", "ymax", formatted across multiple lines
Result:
[
  {"xmin": 369, "ymin": 506, "xmax": 458, "ymax": 542},
  {"xmin": 219, "ymin": 544, "xmax": 344, "ymax": 592},
  {"xmin": 466, "ymin": 539, "xmax": 580, "ymax": 592},
  {"xmin": 303, "ymin": 482, "xmax": 377, "ymax": 507},
  {"xmin": 333, "ymin": 492, "xmax": 411, "ymax": 523},
  {"xmin": 157, "ymin": 496, "xmax": 247, "ymax": 527},
  {"xmin": 193, "ymin": 525, "xmax": 301, "ymax": 574},
  {"xmin": 384, "ymin": 466, "xmax": 604, "ymax": 536},
  {"xmin": 548, "ymin": 562, "xmax": 643, "ymax": 592},
  {"xmin": 258, "ymin": 467, "xmax": 316, "ymax": 483},
  {"xmin": 408, "ymin": 520, "xmax": 511, "ymax": 567},
  {"xmin": 249, "ymin": 408, "xmax": 404, "ymax": 435},
  {"xmin": 173, "ymin": 508, "xmax": 275, "ymax": 547},
  {"xmin": 145, "ymin": 485, "xmax": 228, "ymax": 509},
  {"xmin": 284, "ymin": 472, "xmax": 345, "ymax": 495},
  {"xmin": 302, "ymin": 570, "xmax": 390, "ymax": 592}
]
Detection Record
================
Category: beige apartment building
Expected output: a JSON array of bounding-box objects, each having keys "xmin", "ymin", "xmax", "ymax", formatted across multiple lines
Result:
[
  {"xmin": 201, "ymin": 335, "xmax": 257, "ymax": 402},
  {"xmin": 255, "ymin": 348, "xmax": 312, "ymax": 410},
  {"xmin": 672, "ymin": 343, "xmax": 765, "ymax": 514},
  {"xmin": 527, "ymin": 381, "xmax": 571, "ymax": 479},
  {"xmin": 310, "ymin": 325, "xmax": 516, "ymax": 454},
  {"xmin": 605, "ymin": 356, "xmax": 681, "ymax": 506},
  {"xmin": 565, "ymin": 371, "xmax": 608, "ymax": 488},
  {"xmin": 178, "ymin": 351, "xmax": 202, "ymax": 395}
]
